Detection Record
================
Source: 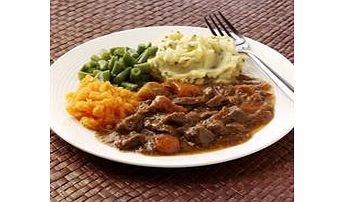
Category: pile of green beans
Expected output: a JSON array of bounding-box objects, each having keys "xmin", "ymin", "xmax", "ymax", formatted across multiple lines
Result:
[{"xmin": 78, "ymin": 42, "xmax": 159, "ymax": 91}]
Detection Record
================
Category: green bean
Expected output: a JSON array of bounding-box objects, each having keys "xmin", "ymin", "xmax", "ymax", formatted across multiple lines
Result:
[
  {"xmin": 131, "ymin": 52, "xmax": 139, "ymax": 59},
  {"xmin": 137, "ymin": 46, "xmax": 158, "ymax": 63},
  {"xmin": 130, "ymin": 67, "xmax": 141, "ymax": 82},
  {"xmin": 100, "ymin": 49, "xmax": 111, "ymax": 60},
  {"xmin": 80, "ymin": 64, "xmax": 89, "ymax": 72},
  {"xmin": 113, "ymin": 67, "xmax": 132, "ymax": 84},
  {"xmin": 126, "ymin": 48, "xmax": 138, "ymax": 58},
  {"xmin": 96, "ymin": 70, "xmax": 111, "ymax": 82},
  {"xmin": 98, "ymin": 60, "xmax": 108, "ymax": 70},
  {"xmin": 123, "ymin": 52, "xmax": 136, "ymax": 67},
  {"xmin": 120, "ymin": 82, "xmax": 138, "ymax": 91},
  {"xmin": 83, "ymin": 42, "xmax": 158, "ymax": 87},
  {"xmin": 109, "ymin": 47, "xmax": 116, "ymax": 56},
  {"xmin": 92, "ymin": 69, "xmax": 102, "ymax": 77},
  {"xmin": 111, "ymin": 59, "xmax": 125, "ymax": 75},
  {"xmin": 81, "ymin": 61, "xmax": 98, "ymax": 73},
  {"xmin": 113, "ymin": 47, "xmax": 126, "ymax": 57},
  {"xmin": 91, "ymin": 55, "xmax": 101, "ymax": 62},
  {"xmin": 108, "ymin": 56, "xmax": 116, "ymax": 71},
  {"xmin": 85, "ymin": 61, "xmax": 97, "ymax": 69},
  {"xmin": 78, "ymin": 72, "xmax": 92, "ymax": 80},
  {"xmin": 133, "ymin": 62, "xmax": 150, "ymax": 74},
  {"xmin": 137, "ymin": 43, "xmax": 146, "ymax": 55}
]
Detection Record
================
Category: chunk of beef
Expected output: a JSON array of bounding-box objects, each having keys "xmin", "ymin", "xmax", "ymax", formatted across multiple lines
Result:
[
  {"xmin": 185, "ymin": 111, "xmax": 202, "ymax": 125},
  {"xmin": 235, "ymin": 84, "xmax": 256, "ymax": 95},
  {"xmin": 162, "ymin": 111, "xmax": 203, "ymax": 127},
  {"xmin": 141, "ymin": 129, "xmax": 156, "ymax": 136},
  {"xmin": 247, "ymin": 106, "xmax": 274, "ymax": 128},
  {"xmin": 137, "ymin": 82, "xmax": 171, "ymax": 100},
  {"xmin": 198, "ymin": 110, "xmax": 218, "ymax": 119},
  {"xmin": 175, "ymin": 126, "xmax": 190, "ymax": 136},
  {"xmin": 143, "ymin": 115, "xmax": 175, "ymax": 134},
  {"xmin": 212, "ymin": 106, "xmax": 248, "ymax": 124},
  {"xmin": 113, "ymin": 132, "xmax": 146, "ymax": 150},
  {"xmin": 214, "ymin": 84, "xmax": 235, "ymax": 96},
  {"xmin": 203, "ymin": 119, "xmax": 248, "ymax": 137},
  {"xmin": 153, "ymin": 134, "xmax": 180, "ymax": 154},
  {"xmin": 136, "ymin": 100, "xmax": 152, "ymax": 113},
  {"xmin": 203, "ymin": 87, "xmax": 215, "ymax": 98},
  {"xmin": 172, "ymin": 96, "xmax": 206, "ymax": 106},
  {"xmin": 203, "ymin": 119, "xmax": 228, "ymax": 136},
  {"xmin": 227, "ymin": 95, "xmax": 241, "ymax": 105},
  {"xmin": 206, "ymin": 94, "xmax": 229, "ymax": 107},
  {"xmin": 185, "ymin": 125, "xmax": 216, "ymax": 146},
  {"xmin": 163, "ymin": 112, "xmax": 187, "ymax": 126},
  {"xmin": 240, "ymin": 92, "xmax": 266, "ymax": 113},
  {"xmin": 225, "ymin": 123, "xmax": 248, "ymax": 135},
  {"xmin": 116, "ymin": 113, "xmax": 144, "ymax": 134}
]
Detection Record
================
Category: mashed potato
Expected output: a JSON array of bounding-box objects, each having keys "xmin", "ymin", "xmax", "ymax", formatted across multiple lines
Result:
[
  {"xmin": 66, "ymin": 75, "xmax": 139, "ymax": 132},
  {"xmin": 149, "ymin": 32, "xmax": 246, "ymax": 84}
]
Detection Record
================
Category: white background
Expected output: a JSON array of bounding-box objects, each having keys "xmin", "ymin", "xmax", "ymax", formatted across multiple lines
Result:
[{"xmin": 0, "ymin": 0, "xmax": 343, "ymax": 201}]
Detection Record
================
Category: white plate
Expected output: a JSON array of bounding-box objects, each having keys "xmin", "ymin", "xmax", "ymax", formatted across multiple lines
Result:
[{"xmin": 50, "ymin": 26, "xmax": 294, "ymax": 168}]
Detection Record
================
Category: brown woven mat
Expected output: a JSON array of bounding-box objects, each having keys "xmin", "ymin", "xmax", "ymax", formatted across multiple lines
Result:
[{"xmin": 50, "ymin": 0, "xmax": 294, "ymax": 201}]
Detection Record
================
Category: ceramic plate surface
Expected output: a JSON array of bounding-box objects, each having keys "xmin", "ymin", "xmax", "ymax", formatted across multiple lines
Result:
[{"xmin": 50, "ymin": 26, "xmax": 294, "ymax": 168}]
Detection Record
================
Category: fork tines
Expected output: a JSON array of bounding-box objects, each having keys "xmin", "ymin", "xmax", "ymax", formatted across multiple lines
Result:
[{"xmin": 204, "ymin": 11, "xmax": 243, "ymax": 40}]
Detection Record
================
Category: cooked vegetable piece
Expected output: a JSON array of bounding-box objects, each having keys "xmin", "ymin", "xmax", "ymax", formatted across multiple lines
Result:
[
  {"xmin": 111, "ymin": 59, "xmax": 125, "ymax": 75},
  {"xmin": 100, "ymin": 49, "xmax": 111, "ymax": 60},
  {"xmin": 120, "ymin": 82, "xmax": 138, "ymax": 91},
  {"xmin": 134, "ymin": 62, "xmax": 150, "ymax": 74},
  {"xmin": 78, "ymin": 72, "xmax": 92, "ymax": 80},
  {"xmin": 128, "ymin": 48, "xmax": 139, "ymax": 58},
  {"xmin": 130, "ymin": 67, "xmax": 141, "ymax": 82},
  {"xmin": 80, "ymin": 65, "xmax": 89, "ymax": 73},
  {"xmin": 137, "ymin": 82, "xmax": 171, "ymax": 100},
  {"xmin": 123, "ymin": 52, "xmax": 136, "ymax": 66},
  {"xmin": 113, "ymin": 67, "xmax": 132, "ymax": 84},
  {"xmin": 66, "ymin": 75, "xmax": 140, "ymax": 131},
  {"xmin": 96, "ymin": 70, "xmax": 111, "ymax": 82},
  {"xmin": 79, "ymin": 42, "xmax": 158, "ymax": 90},
  {"xmin": 90, "ymin": 55, "xmax": 101, "ymax": 62},
  {"xmin": 154, "ymin": 134, "xmax": 180, "ymax": 154},
  {"xmin": 137, "ymin": 43, "xmax": 146, "ymax": 55},
  {"xmin": 137, "ymin": 46, "xmax": 158, "ymax": 63},
  {"xmin": 109, "ymin": 47, "xmax": 116, "ymax": 55},
  {"xmin": 131, "ymin": 52, "xmax": 139, "ymax": 59},
  {"xmin": 98, "ymin": 60, "xmax": 108, "ymax": 70},
  {"xmin": 85, "ymin": 61, "xmax": 97, "ymax": 69},
  {"xmin": 169, "ymin": 81, "xmax": 202, "ymax": 97},
  {"xmin": 92, "ymin": 69, "xmax": 102, "ymax": 77},
  {"xmin": 113, "ymin": 47, "xmax": 126, "ymax": 56},
  {"xmin": 108, "ymin": 56, "xmax": 116, "ymax": 71}
]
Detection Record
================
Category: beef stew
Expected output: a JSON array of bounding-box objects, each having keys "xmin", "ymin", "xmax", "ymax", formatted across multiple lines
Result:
[{"xmin": 98, "ymin": 74, "xmax": 275, "ymax": 155}]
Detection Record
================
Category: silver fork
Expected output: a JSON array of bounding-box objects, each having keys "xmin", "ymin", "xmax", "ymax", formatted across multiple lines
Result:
[{"xmin": 205, "ymin": 11, "xmax": 294, "ymax": 101}]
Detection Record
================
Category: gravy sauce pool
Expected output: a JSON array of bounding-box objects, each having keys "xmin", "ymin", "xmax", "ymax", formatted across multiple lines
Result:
[{"xmin": 97, "ymin": 74, "xmax": 275, "ymax": 155}]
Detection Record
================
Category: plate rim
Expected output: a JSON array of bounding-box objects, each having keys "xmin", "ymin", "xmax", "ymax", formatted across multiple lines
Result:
[{"xmin": 50, "ymin": 25, "xmax": 294, "ymax": 168}]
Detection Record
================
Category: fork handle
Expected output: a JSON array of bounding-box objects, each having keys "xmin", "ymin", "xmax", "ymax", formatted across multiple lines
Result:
[{"xmin": 243, "ymin": 50, "xmax": 294, "ymax": 101}]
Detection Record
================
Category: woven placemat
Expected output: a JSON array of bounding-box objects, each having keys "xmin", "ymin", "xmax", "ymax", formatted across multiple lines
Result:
[{"xmin": 50, "ymin": 0, "xmax": 294, "ymax": 201}]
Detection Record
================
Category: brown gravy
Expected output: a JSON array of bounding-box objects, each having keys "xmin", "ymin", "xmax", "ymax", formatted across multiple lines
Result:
[{"xmin": 98, "ymin": 74, "xmax": 275, "ymax": 155}]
